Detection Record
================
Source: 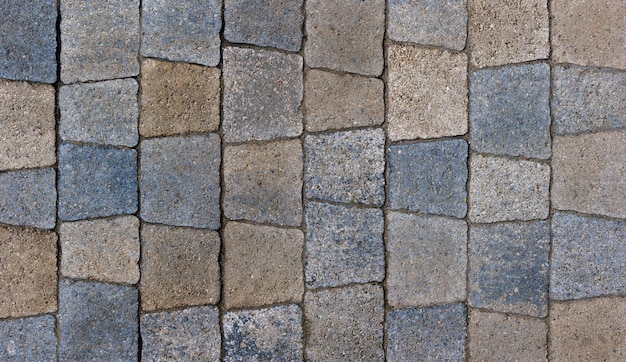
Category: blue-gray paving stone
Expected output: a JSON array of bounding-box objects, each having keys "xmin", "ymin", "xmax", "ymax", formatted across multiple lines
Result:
[
  {"xmin": 142, "ymin": 0, "xmax": 221, "ymax": 67},
  {"xmin": 0, "ymin": 168, "xmax": 56, "ymax": 229},
  {"xmin": 0, "ymin": 0, "xmax": 57, "ymax": 83},
  {"xmin": 469, "ymin": 221, "xmax": 550, "ymax": 317},
  {"xmin": 0, "ymin": 315, "xmax": 56, "ymax": 361},
  {"xmin": 388, "ymin": 139, "xmax": 468, "ymax": 218},
  {"xmin": 551, "ymin": 212, "xmax": 626, "ymax": 300},
  {"xmin": 470, "ymin": 63, "xmax": 551, "ymax": 159},
  {"xmin": 386, "ymin": 304, "xmax": 467, "ymax": 362},
  {"xmin": 305, "ymin": 202, "xmax": 384, "ymax": 289},
  {"xmin": 224, "ymin": 304, "xmax": 303, "ymax": 361},
  {"xmin": 59, "ymin": 78, "xmax": 139, "ymax": 147},
  {"xmin": 58, "ymin": 144, "xmax": 137, "ymax": 221},
  {"xmin": 141, "ymin": 135, "xmax": 221, "ymax": 229},
  {"xmin": 59, "ymin": 280, "xmax": 138, "ymax": 361},
  {"xmin": 305, "ymin": 129, "xmax": 385, "ymax": 206}
]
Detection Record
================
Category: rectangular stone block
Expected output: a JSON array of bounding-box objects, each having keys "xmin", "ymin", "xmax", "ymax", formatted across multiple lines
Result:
[
  {"xmin": 0, "ymin": 168, "xmax": 56, "ymax": 229},
  {"xmin": 0, "ymin": 315, "xmax": 57, "ymax": 361}
]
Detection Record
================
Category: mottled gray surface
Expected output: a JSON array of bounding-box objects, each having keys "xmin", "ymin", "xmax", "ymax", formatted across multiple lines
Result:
[
  {"xmin": 0, "ymin": 168, "xmax": 56, "ymax": 229},
  {"xmin": 0, "ymin": 315, "xmax": 57, "ymax": 361}
]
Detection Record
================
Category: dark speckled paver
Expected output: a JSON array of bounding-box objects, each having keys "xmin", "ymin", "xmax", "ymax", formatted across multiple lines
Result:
[
  {"xmin": 0, "ymin": 168, "xmax": 56, "ymax": 230},
  {"xmin": 0, "ymin": 315, "xmax": 57, "ymax": 361}
]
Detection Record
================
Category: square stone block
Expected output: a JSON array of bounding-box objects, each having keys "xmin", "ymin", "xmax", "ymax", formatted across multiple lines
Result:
[
  {"xmin": 0, "ymin": 315, "xmax": 56, "ymax": 361},
  {"xmin": 0, "ymin": 168, "xmax": 56, "ymax": 230}
]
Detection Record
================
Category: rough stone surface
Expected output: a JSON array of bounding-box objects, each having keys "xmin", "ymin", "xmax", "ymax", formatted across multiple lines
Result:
[
  {"xmin": 140, "ymin": 224, "xmax": 221, "ymax": 311},
  {"xmin": 223, "ymin": 140, "xmax": 303, "ymax": 226},
  {"xmin": 140, "ymin": 59, "xmax": 220, "ymax": 137},
  {"xmin": 223, "ymin": 47, "xmax": 303, "ymax": 142},
  {"xmin": 140, "ymin": 135, "xmax": 221, "ymax": 229},
  {"xmin": 387, "ymin": 45, "xmax": 468, "ymax": 141},
  {"xmin": 223, "ymin": 222, "xmax": 304, "ymax": 309},
  {"xmin": 224, "ymin": 305, "xmax": 303, "ymax": 361},
  {"xmin": 387, "ymin": 212, "xmax": 467, "ymax": 308},
  {"xmin": 469, "ymin": 221, "xmax": 550, "ymax": 317},
  {"xmin": 305, "ymin": 202, "xmax": 384, "ymax": 289},
  {"xmin": 305, "ymin": 129, "xmax": 385, "ymax": 206},
  {"xmin": 388, "ymin": 139, "xmax": 468, "ymax": 218},
  {"xmin": 387, "ymin": 304, "xmax": 467, "ymax": 362},
  {"xmin": 0, "ymin": 168, "xmax": 56, "ymax": 229},
  {"xmin": 141, "ymin": 306, "xmax": 221, "ymax": 362},
  {"xmin": 59, "ymin": 78, "xmax": 139, "ymax": 147},
  {"xmin": 305, "ymin": 283, "xmax": 384, "ymax": 361},
  {"xmin": 142, "ymin": 0, "xmax": 221, "ymax": 66},
  {"xmin": 469, "ymin": 155, "xmax": 550, "ymax": 223},
  {"xmin": 0, "ymin": 315, "xmax": 57, "ymax": 361},
  {"xmin": 468, "ymin": 0, "xmax": 549, "ymax": 68},
  {"xmin": 305, "ymin": 69, "xmax": 384, "ymax": 132},
  {"xmin": 60, "ymin": 216, "xmax": 140, "ymax": 284},
  {"xmin": 60, "ymin": 0, "xmax": 139, "ymax": 83},
  {"xmin": 59, "ymin": 280, "xmax": 138, "ymax": 361},
  {"xmin": 470, "ymin": 63, "xmax": 551, "ymax": 159},
  {"xmin": 552, "ymin": 131, "xmax": 626, "ymax": 218},
  {"xmin": 58, "ymin": 144, "xmax": 137, "ymax": 221},
  {"xmin": 305, "ymin": 0, "xmax": 384, "ymax": 76},
  {"xmin": 0, "ymin": 81, "xmax": 55, "ymax": 170}
]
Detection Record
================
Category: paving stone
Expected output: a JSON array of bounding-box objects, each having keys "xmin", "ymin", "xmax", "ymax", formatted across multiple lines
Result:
[
  {"xmin": 468, "ymin": 310, "xmax": 547, "ymax": 361},
  {"xmin": 60, "ymin": 0, "xmax": 139, "ymax": 83},
  {"xmin": 223, "ymin": 47, "xmax": 303, "ymax": 142},
  {"xmin": 550, "ymin": 297, "xmax": 626, "ymax": 361},
  {"xmin": 59, "ymin": 280, "xmax": 138, "ymax": 361},
  {"xmin": 469, "ymin": 155, "xmax": 550, "ymax": 223},
  {"xmin": 0, "ymin": 0, "xmax": 57, "ymax": 83},
  {"xmin": 140, "ymin": 135, "xmax": 221, "ymax": 229},
  {"xmin": 59, "ymin": 79, "xmax": 138, "ymax": 147},
  {"xmin": 305, "ymin": 202, "xmax": 384, "ymax": 289},
  {"xmin": 469, "ymin": 221, "xmax": 550, "ymax": 317},
  {"xmin": 551, "ymin": 0, "xmax": 625, "ymax": 70},
  {"xmin": 305, "ymin": 129, "xmax": 385, "ymax": 206},
  {"xmin": 387, "ymin": 0, "xmax": 467, "ymax": 51},
  {"xmin": 388, "ymin": 140, "xmax": 468, "ymax": 218},
  {"xmin": 0, "ymin": 81, "xmax": 55, "ymax": 170},
  {"xmin": 58, "ymin": 143, "xmax": 137, "ymax": 221},
  {"xmin": 223, "ymin": 222, "xmax": 303, "ymax": 309},
  {"xmin": 304, "ymin": 0, "xmax": 384, "ymax": 76},
  {"xmin": 387, "ymin": 304, "xmax": 467, "ymax": 362},
  {"xmin": 387, "ymin": 45, "xmax": 468, "ymax": 141},
  {"xmin": 141, "ymin": 306, "xmax": 221, "ymax": 362},
  {"xmin": 224, "ymin": 305, "xmax": 303, "ymax": 361},
  {"xmin": 387, "ymin": 212, "xmax": 467, "ymax": 308},
  {"xmin": 553, "ymin": 65, "xmax": 626, "ymax": 135},
  {"xmin": 0, "ymin": 226, "xmax": 57, "ymax": 318},
  {"xmin": 470, "ymin": 63, "xmax": 551, "ymax": 159},
  {"xmin": 224, "ymin": 140, "xmax": 302, "ymax": 226},
  {"xmin": 304, "ymin": 69, "xmax": 384, "ymax": 132},
  {"xmin": 60, "ymin": 216, "xmax": 140, "ymax": 284},
  {"xmin": 142, "ymin": 0, "xmax": 221, "ymax": 67},
  {"xmin": 0, "ymin": 168, "xmax": 56, "ymax": 229},
  {"xmin": 551, "ymin": 212, "xmax": 626, "ymax": 300},
  {"xmin": 224, "ymin": 0, "xmax": 303, "ymax": 52},
  {"xmin": 0, "ymin": 315, "xmax": 57, "ymax": 361},
  {"xmin": 140, "ymin": 224, "xmax": 220, "ymax": 311},
  {"xmin": 553, "ymin": 131, "xmax": 626, "ymax": 218},
  {"xmin": 468, "ymin": 0, "xmax": 549, "ymax": 68},
  {"xmin": 140, "ymin": 59, "xmax": 220, "ymax": 137}
]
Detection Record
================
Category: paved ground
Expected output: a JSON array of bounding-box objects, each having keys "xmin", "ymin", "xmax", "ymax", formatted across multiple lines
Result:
[{"xmin": 0, "ymin": 0, "xmax": 625, "ymax": 361}]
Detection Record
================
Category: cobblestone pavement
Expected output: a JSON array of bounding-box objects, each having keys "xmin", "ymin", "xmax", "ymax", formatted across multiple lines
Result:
[{"xmin": 1, "ymin": 0, "xmax": 625, "ymax": 361}]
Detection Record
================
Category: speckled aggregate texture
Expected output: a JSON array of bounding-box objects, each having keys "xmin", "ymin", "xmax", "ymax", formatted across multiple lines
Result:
[
  {"xmin": 0, "ymin": 315, "xmax": 57, "ymax": 360},
  {"xmin": 0, "ymin": 168, "xmax": 57, "ymax": 229}
]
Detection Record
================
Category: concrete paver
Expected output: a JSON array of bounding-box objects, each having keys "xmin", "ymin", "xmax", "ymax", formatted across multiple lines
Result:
[
  {"xmin": 0, "ymin": 315, "xmax": 57, "ymax": 361},
  {"xmin": 0, "ymin": 168, "xmax": 56, "ymax": 229}
]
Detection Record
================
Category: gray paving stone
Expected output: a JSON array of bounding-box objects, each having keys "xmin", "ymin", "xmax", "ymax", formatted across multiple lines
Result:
[
  {"xmin": 59, "ymin": 79, "xmax": 139, "ymax": 147},
  {"xmin": 0, "ymin": 315, "xmax": 56, "ymax": 361},
  {"xmin": 305, "ymin": 202, "xmax": 384, "ymax": 289},
  {"xmin": 551, "ymin": 212, "xmax": 626, "ymax": 300},
  {"xmin": 305, "ymin": 129, "xmax": 385, "ymax": 206},
  {"xmin": 224, "ymin": 305, "xmax": 303, "ymax": 361},
  {"xmin": 141, "ymin": 306, "xmax": 221, "ymax": 362},
  {"xmin": 59, "ymin": 280, "xmax": 138, "ymax": 361},
  {"xmin": 0, "ymin": 168, "xmax": 56, "ymax": 230},
  {"xmin": 470, "ymin": 63, "xmax": 551, "ymax": 159},
  {"xmin": 224, "ymin": 0, "xmax": 303, "ymax": 52},
  {"xmin": 0, "ymin": 0, "xmax": 57, "ymax": 83},
  {"xmin": 469, "ymin": 221, "xmax": 550, "ymax": 317},
  {"xmin": 388, "ymin": 139, "xmax": 468, "ymax": 218},
  {"xmin": 60, "ymin": 0, "xmax": 139, "ymax": 83},
  {"xmin": 58, "ymin": 144, "xmax": 137, "ymax": 221},
  {"xmin": 140, "ymin": 135, "xmax": 220, "ymax": 229},
  {"xmin": 387, "ymin": 304, "xmax": 467, "ymax": 362}
]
